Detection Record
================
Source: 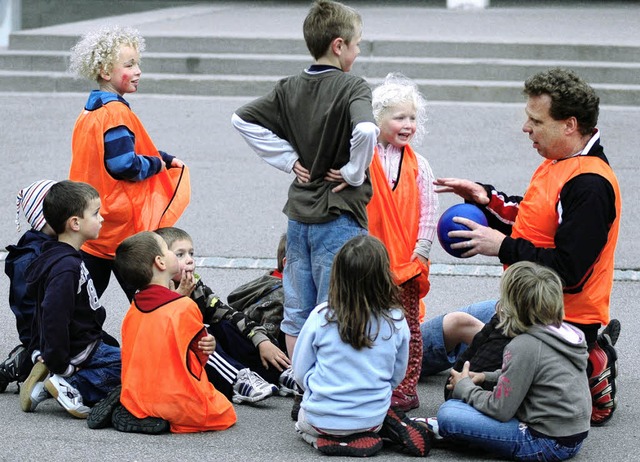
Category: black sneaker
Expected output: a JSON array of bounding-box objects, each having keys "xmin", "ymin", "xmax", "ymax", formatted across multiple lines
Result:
[
  {"xmin": 87, "ymin": 385, "xmax": 121, "ymax": 429},
  {"xmin": 0, "ymin": 345, "xmax": 27, "ymax": 393},
  {"xmin": 291, "ymin": 392, "xmax": 302, "ymax": 421},
  {"xmin": 600, "ymin": 319, "xmax": 621, "ymax": 346},
  {"xmin": 112, "ymin": 404, "xmax": 170, "ymax": 435}
]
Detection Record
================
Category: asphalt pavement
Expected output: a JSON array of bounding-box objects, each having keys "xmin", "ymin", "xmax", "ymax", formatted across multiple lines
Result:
[{"xmin": 0, "ymin": 2, "xmax": 639, "ymax": 461}]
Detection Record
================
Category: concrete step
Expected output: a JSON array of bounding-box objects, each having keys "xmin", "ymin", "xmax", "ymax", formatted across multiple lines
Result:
[
  {"xmin": 2, "ymin": 50, "xmax": 640, "ymax": 86},
  {"xmin": 2, "ymin": 70, "xmax": 638, "ymax": 106},
  {"xmin": 3, "ymin": 30, "xmax": 639, "ymax": 105},
  {"xmin": 9, "ymin": 33, "xmax": 640, "ymax": 63}
]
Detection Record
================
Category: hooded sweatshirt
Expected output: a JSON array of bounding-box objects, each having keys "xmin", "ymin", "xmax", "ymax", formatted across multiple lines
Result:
[
  {"xmin": 453, "ymin": 323, "xmax": 591, "ymax": 439},
  {"xmin": 25, "ymin": 240, "xmax": 105, "ymax": 376},
  {"xmin": 5, "ymin": 229, "xmax": 56, "ymax": 345}
]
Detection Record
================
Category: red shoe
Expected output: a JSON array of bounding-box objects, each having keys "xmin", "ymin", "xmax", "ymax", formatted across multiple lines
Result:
[
  {"xmin": 391, "ymin": 390, "xmax": 419, "ymax": 412},
  {"xmin": 589, "ymin": 331, "xmax": 618, "ymax": 426}
]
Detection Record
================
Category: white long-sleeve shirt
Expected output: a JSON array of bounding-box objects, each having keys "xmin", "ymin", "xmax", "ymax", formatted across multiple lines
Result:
[{"xmin": 232, "ymin": 113, "xmax": 378, "ymax": 187}]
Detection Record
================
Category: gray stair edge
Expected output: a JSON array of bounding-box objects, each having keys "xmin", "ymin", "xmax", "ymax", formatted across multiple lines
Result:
[
  {"xmin": 4, "ymin": 49, "xmax": 640, "ymax": 70},
  {"xmin": 1, "ymin": 62, "xmax": 639, "ymax": 86},
  {"xmin": 0, "ymin": 73, "xmax": 638, "ymax": 106},
  {"xmin": 3, "ymin": 69, "xmax": 640, "ymax": 88},
  {"xmin": 8, "ymin": 34, "xmax": 640, "ymax": 62}
]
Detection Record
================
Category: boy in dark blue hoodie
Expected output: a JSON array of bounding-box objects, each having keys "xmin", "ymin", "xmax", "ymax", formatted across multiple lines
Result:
[
  {"xmin": 1, "ymin": 180, "xmax": 57, "ymax": 393},
  {"xmin": 20, "ymin": 180, "xmax": 121, "ymax": 419}
]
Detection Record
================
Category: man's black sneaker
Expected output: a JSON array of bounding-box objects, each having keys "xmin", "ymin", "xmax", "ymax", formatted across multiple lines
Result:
[{"xmin": 600, "ymin": 319, "xmax": 621, "ymax": 346}]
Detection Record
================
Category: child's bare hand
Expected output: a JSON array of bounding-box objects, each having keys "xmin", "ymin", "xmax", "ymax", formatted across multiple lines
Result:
[
  {"xmin": 469, "ymin": 370, "xmax": 486, "ymax": 385},
  {"xmin": 325, "ymin": 168, "xmax": 349, "ymax": 193},
  {"xmin": 170, "ymin": 157, "xmax": 185, "ymax": 168},
  {"xmin": 293, "ymin": 160, "xmax": 310, "ymax": 183},
  {"xmin": 257, "ymin": 341, "xmax": 291, "ymax": 371},
  {"xmin": 175, "ymin": 269, "xmax": 196, "ymax": 296},
  {"xmin": 410, "ymin": 252, "xmax": 428, "ymax": 266},
  {"xmin": 447, "ymin": 360, "xmax": 471, "ymax": 390},
  {"xmin": 198, "ymin": 333, "xmax": 216, "ymax": 355}
]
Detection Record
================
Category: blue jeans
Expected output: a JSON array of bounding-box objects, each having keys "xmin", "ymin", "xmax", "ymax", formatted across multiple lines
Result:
[
  {"xmin": 437, "ymin": 400, "xmax": 584, "ymax": 461},
  {"xmin": 67, "ymin": 341, "xmax": 121, "ymax": 406},
  {"xmin": 281, "ymin": 214, "xmax": 366, "ymax": 336},
  {"xmin": 420, "ymin": 300, "xmax": 497, "ymax": 376}
]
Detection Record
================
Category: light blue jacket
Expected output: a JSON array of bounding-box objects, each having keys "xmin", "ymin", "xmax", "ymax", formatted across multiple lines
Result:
[{"xmin": 293, "ymin": 302, "xmax": 410, "ymax": 430}]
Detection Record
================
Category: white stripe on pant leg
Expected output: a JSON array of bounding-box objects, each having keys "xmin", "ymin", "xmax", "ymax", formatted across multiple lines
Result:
[{"xmin": 206, "ymin": 351, "xmax": 239, "ymax": 384}]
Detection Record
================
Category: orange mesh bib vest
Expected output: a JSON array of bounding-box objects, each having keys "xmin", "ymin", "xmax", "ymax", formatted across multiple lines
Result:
[
  {"xmin": 511, "ymin": 155, "xmax": 621, "ymax": 325},
  {"xmin": 121, "ymin": 289, "xmax": 236, "ymax": 433},
  {"xmin": 367, "ymin": 145, "xmax": 431, "ymax": 299},
  {"xmin": 70, "ymin": 100, "xmax": 190, "ymax": 259}
]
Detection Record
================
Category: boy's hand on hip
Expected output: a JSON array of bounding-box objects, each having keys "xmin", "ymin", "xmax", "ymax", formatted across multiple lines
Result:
[
  {"xmin": 293, "ymin": 160, "xmax": 310, "ymax": 183},
  {"xmin": 325, "ymin": 168, "xmax": 349, "ymax": 193}
]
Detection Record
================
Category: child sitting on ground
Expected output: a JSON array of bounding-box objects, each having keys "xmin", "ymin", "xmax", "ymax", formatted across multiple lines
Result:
[
  {"xmin": 21, "ymin": 180, "xmax": 121, "ymax": 419},
  {"xmin": 293, "ymin": 235, "xmax": 430, "ymax": 457},
  {"xmin": 155, "ymin": 227, "xmax": 292, "ymax": 403},
  {"xmin": 1, "ymin": 180, "xmax": 57, "ymax": 393},
  {"xmin": 2, "ymin": 180, "xmax": 121, "ymax": 394},
  {"xmin": 113, "ymin": 231, "xmax": 237, "ymax": 433},
  {"xmin": 431, "ymin": 261, "xmax": 590, "ymax": 461}
]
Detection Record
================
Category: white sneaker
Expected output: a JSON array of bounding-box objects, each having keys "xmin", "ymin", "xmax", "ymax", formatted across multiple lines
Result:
[
  {"xmin": 28, "ymin": 381, "xmax": 52, "ymax": 411},
  {"xmin": 278, "ymin": 366, "xmax": 300, "ymax": 397},
  {"xmin": 410, "ymin": 417, "xmax": 443, "ymax": 440},
  {"xmin": 44, "ymin": 374, "xmax": 90, "ymax": 419},
  {"xmin": 232, "ymin": 368, "xmax": 277, "ymax": 404},
  {"xmin": 426, "ymin": 417, "xmax": 443, "ymax": 440}
]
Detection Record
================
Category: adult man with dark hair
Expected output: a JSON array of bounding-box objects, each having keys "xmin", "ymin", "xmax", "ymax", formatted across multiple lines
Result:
[{"xmin": 421, "ymin": 68, "xmax": 621, "ymax": 426}]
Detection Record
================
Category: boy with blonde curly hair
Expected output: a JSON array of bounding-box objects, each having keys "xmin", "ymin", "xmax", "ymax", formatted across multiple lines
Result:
[{"xmin": 68, "ymin": 25, "xmax": 190, "ymax": 300}]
